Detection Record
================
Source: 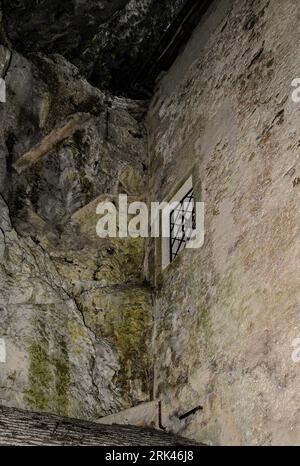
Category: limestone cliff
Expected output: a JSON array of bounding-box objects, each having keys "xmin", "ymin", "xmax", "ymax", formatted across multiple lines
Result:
[
  {"xmin": 0, "ymin": 47, "xmax": 152, "ymax": 418},
  {"xmin": 1, "ymin": 0, "xmax": 185, "ymax": 96}
]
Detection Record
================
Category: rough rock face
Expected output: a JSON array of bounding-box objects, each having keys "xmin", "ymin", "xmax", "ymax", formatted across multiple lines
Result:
[
  {"xmin": 0, "ymin": 46, "xmax": 152, "ymax": 418},
  {"xmin": 75, "ymin": 0, "xmax": 186, "ymax": 95},
  {"xmin": 146, "ymin": 0, "xmax": 300, "ymax": 446},
  {"xmin": 1, "ymin": 0, "xmax": 129, "ymax": 55},
  {"xmin": 1, "ymin": 0, "xmax": 185, "ymax": 96}
]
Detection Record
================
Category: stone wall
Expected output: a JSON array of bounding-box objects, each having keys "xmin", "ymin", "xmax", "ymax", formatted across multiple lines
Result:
[
  {"xmin": 0, "ymin": 48, "xmax": 152, "ymax": 419},
  {"xmin": 146, "ymin": 0, "xmax": 300, "ymax": 446}
]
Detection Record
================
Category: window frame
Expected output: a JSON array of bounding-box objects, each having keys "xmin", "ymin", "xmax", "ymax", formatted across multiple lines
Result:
[
  {"xmin": 169, "ymin": 186, "xmax": 195, "ymax": 263},
  {"xmin": 161, "ymin": 175, "xmax": 194, "ymax": 270}
]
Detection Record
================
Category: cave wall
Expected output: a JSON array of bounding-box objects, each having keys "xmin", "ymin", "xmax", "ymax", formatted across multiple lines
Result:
[
  {"xmin": 1, "ymin": 0, "xmax": 186, "ymax": 96},
  {"xmin": 146, "ymin": 0, "xmax": 300, "ymax": 446},
  {"xmin": 0, "ymin": 47, "xmax": 152, "ymax": 419}
]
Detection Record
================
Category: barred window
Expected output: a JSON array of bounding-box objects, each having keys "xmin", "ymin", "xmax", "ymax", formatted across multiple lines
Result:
[{"xmin": 169, "ymin": 187, "xmax": 196, "ymax": 262}]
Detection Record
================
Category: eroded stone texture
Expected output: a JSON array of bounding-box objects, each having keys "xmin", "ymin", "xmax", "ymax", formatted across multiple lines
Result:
[
  {"xmin": 1, "ymin": 0, "xmax": 185, "ymax": 96},
  {"xmin": 147, "ymin": 0, "xmax": 300, "ymax": 446},
  {"xmin": 76, "ymin": 0, "xmax": 186, "ymax": 95},
  {"xmin": 1, "ymin": 0, "xmax": 130, "ymax": 57},
  {"xmin": 0, "ymin": 47, "xmax": 152, "ymax": 418}
]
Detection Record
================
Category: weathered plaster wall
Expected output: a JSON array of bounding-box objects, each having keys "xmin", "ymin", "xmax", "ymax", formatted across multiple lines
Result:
[
  {"xmin": 0, "ymin": 48, "xmax": 152, "ymax": 419},
  {"xmin": 147, "ymin": 0, "xmax": 300, "ymax": 446}
]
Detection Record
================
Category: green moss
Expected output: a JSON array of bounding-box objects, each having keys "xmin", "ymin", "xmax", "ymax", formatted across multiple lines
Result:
[
  {"xmin": 119, "ymin": 165, "xmax": 145, "ymax": 195},
  {"xmin": 53, "ymin": 342, "xmax": 70, "ymax": 416},
  {"xmin": 24, "ymin": 340, "xmax": 52, "ymax": 410},
  {"xmin": 67, "ymin": 320, "xmax": 85, "ymax": 353},
  {"xmin": 94, "ymin": 237, "xmax": 145, "ymax": 284},
  {"xmin": 81, "ymin": 287, "xmax": 152, "ymax": 403},
  {"xmin": 108, "ymin": 303, "xmax": 150, "ymax": 396},
  {"xmin": 119, "ymin": 237, "xmax": 145, "ymax": 278},
  {"xmin": 197, "ymin": 305, "xmax": 212, "ymax": 337},
  {"xmin": 24, "ymin": 320, "xmax": 70, "ymax": 415}
]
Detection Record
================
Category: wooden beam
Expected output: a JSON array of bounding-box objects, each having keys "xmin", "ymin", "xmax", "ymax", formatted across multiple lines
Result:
[
  {"xmin": 13, "ymin": 113, "xmax": 91, "ymax": 174},
  {"xmin": 0, "ymin": 405, "xmax": 201, "ymax": 446}
]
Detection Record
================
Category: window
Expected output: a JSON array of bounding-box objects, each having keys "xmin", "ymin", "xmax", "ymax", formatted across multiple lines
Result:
[
  {"xmin": 169, "ymin": 187, "xmax": 196, "ymax": 262},
  {"xmin": 161, "ymin": 176, "xmax": 196, "ymax": 269}
]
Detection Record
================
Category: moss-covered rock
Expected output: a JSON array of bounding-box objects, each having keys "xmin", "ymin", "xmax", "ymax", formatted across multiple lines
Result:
[{"xmin": 78, "ymin": 286, "xmax": 152, "ymax": 405}]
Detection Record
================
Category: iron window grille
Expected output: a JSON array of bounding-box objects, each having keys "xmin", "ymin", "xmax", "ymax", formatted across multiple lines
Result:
[{"xmin": 169, "ymin": 188, "xmax": 196, "ymax": 262}]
